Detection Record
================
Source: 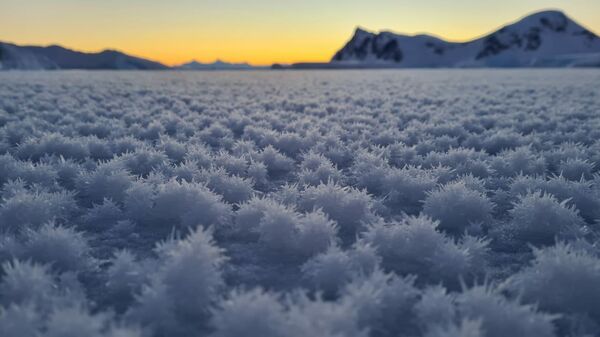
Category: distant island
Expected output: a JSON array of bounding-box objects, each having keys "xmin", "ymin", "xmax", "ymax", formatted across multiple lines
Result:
[{"xmin": 176, "ymin": 60, "xmax": 267, "ymax": 70}]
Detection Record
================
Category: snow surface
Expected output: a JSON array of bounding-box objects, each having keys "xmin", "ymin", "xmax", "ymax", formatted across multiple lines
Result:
[{"xmin": 1, "ymin": 69, "xmax": 600, "ymax": 336}]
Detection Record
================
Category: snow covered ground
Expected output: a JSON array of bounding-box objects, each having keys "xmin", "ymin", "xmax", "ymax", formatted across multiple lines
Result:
[{"xmin": 1, "ymin": 69, "xmax": 600, "ymax": 337}]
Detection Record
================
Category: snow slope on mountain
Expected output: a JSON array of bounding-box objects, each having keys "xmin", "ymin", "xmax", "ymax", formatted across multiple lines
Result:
[
  {"xmin": 0, "ymin": 42, "xmax": 167, "ymax": 70},
  {"xmin": 332, "ymin": 10, "xmax": 600, "ymax": 67},
  {"xmin": 533, "ymin": 52, "xmax": 600, "ymax": 67}
]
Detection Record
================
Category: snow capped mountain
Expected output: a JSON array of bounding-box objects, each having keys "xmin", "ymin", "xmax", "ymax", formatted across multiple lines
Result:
[
  {"xmin": 331, "ymin": 10, "xmax": 600, "ymax": 67},
  {"xmin": 176, "ymin": 60, "xmax": 256, "ymax": 70},
  {"xmin": 0, "ymin": 42, "xmax": 167, "ymax": 70}
]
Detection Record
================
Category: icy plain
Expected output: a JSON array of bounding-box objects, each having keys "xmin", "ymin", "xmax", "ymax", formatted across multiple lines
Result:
[{"xmin": 1, "ymin": 69, "xmax": 600, "ymax": 337}]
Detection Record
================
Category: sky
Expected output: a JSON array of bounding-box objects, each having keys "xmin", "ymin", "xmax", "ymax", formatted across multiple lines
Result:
[{"xmin": 1, "ymin": 0, "xmax": 600, "ymax": 66}]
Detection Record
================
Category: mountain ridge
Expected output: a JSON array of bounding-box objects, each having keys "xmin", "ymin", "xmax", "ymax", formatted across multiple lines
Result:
[
  {"xmin": 0, "ymin": 42, "xmax": 263, "ymax": 70},
  {"xmin": 175, "ymin": 60, "xmax": 258, "ymax": 70},
  {"xmin": 0, "ymin": 42, "xmax": 168, "ymax": 70},
  {"xmin": 330, "ymin": 10, "xmax": 600, "ymax": 67}
]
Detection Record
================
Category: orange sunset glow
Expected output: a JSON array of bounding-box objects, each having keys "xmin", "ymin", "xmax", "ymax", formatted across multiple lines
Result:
[{"xmin": 2, "ymin": 0, "xmax": 600, "ymax": 65}]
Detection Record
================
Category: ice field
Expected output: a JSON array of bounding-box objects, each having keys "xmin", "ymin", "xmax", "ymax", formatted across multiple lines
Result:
[{"xmin": 1, "ymin": 69, "xmax": 600, "ymax": 336}]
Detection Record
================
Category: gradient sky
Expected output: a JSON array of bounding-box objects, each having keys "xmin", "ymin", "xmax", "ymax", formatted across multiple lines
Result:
[{"xmin": 1, "ymin": 0, "xmax": 599, "ymax": 66}]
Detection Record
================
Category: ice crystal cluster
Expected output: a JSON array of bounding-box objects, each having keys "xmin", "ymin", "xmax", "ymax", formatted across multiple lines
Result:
[{"xmin": 0, "ymin": 69, "xmax": 599, "ymax": 336}]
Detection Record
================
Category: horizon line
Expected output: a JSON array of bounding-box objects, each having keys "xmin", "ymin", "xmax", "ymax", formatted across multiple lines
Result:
[{"xmin": 2, "ymin": 8, "xmax": 598, "ymax": 67}]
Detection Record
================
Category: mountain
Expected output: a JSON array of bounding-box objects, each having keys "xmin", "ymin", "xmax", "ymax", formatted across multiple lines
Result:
[
  {"xmin": 176, "ymin": 60, "xmax": 257, "ymax": 70},
  {"xmin": 0, "ymin": 42, "xmax": 167, "ymax": 70},
  {"xmin": 331, "ymin": 10, "xmax": 600, "ymax": 67}
]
